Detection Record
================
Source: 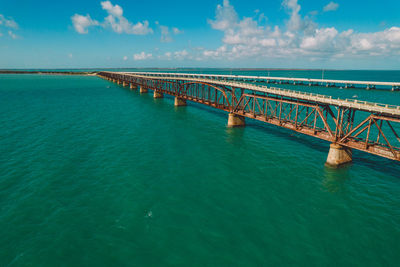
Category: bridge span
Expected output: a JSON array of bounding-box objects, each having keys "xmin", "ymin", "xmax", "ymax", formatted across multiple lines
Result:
[
  {"xmin": 98, "ymin": 71, "xmax": 400, "ymax": 167},
  {"xmin": 127, "ymin": 71, "xmax": 400, "ymax": 91}
]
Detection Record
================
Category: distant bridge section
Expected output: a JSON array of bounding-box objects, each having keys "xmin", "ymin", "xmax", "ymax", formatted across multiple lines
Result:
[
  {"xmin": 98, "ymin": 71, "xmax": 400, "ymax": 167},
  {"xmin": 126, "ymin": 71, "xmax": 400, "ymax": 91}
]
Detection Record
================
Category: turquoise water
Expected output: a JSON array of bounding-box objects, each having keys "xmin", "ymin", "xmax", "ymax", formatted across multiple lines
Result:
[{"xmin": 1, "ymin": 73, "xmax": 400, "ymax": 266}]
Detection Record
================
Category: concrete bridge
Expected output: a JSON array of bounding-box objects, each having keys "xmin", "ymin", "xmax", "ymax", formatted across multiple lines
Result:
[
  {"xmin": 127, "ymin": 71, "xmax": 400, "ymax": 91},
  {"xmin": 98, "ymin": 71, "xmax": 400, "ymax": 167}
]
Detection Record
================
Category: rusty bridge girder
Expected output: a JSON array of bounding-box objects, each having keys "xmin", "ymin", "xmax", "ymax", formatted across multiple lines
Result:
[{"xmin": 98, "ymin": 71, "xmax": 400, "ymax": 163}]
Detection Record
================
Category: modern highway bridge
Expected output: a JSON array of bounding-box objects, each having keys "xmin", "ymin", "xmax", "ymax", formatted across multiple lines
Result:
[
  {"xmin": 127, "ymin": 72, "xmax": 400, "ymax": 91},
  {"xmin": 98, "ymin": 71, "xmax": 400, "ymax": 167}
]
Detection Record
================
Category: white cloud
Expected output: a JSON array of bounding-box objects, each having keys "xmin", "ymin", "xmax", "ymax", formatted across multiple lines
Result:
[
  {"xmin": 123, "ymin": 55, "xmax": 128, "ymax": 61},
  {"xmin": 101, "ymin": 1, "xmax": 123, "ymax": 17},
  {"xmin": 157, "ymin": 25, "xmax": 182, "ymax": 42},
  {"xmin": 174, "ymin": 49, "xmax": 189, "ymax": 60},
  {"xmin": 101, "ymin": 1, "xmax": 152, "ymax": 35},
  {"xmin": 71, "ymin": 14, "xmax": 99, "ymax": 34},
  {"xmin": 160, "ymin": 25, "xmax": 172, "ymax": 42},
  {"xmin": 283, "ymin": 0, "xmax": 302, "ymax": 32},
  {"xmin": 200, "ymin": 0, "xmax": 400, "ymax": 62},
  {"xmin": 208, "ymin": 0, "xmax": 238, "ymax": 31},
  {"xmin": 133, "ymin": 51, "xmax": 152, "ymax": 60},
  {"xmin": 71, "ymin": 1, "xmax": 153, "ymax": 35},
  {"xmin": 0, "ymin": 14, "xmax": 20, "ymax": 39},
  {"xmin": 300, "ymin": 27, "xmax": 338, "ymax": 50},
  {"xmin": 160, "ymin": 49, "xmax": 191, "ymax": 60},
  {"xmin": 323, "ymin": 2, "xmax": 339, "ymax": 12},
  {"xmin": 172, "ymin": 27, "xmax": 182, "ymax": 35},
  {"xmin": 8, "ymin": 30, "xmax": 17, "ymax": 39},
  {"xmin": 0, "ymin": 14, "xmax": 18, "ymax": 29}
]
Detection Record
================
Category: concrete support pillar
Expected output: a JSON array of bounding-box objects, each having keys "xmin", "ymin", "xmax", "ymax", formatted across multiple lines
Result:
[
  {"xmin": 325, "ymin": 143, "xmax": 352, "ymax": 168},
  {"xmin": 227, "ymin": 113, "xmax": 246, "ymax": 127},
  {"xmin": 117, "ymin": 80, "xmax": 122, "ymax": 85},
  {"xmin": 154, "ymin": 91, "xmax": 163, "ymax": 98},
  {"xmin": 174, "ymin": 97, "xmax": 186, "ymax": 106},
  {"xmin": 140, "ymin": 86, "xmax": 148, "ymax": 94},
  {"xmin": 130, "ymin": 83, "xmax": 137, "ymax": 90},
  {"xmin": 122, "ymin": 81, "xmax": 127, "ymax": 87}
]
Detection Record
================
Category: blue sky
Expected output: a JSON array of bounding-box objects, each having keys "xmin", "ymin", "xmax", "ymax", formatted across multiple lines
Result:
[{"xmin": 1, "ymin": 0, "xmax": 399, "ymax": 69}]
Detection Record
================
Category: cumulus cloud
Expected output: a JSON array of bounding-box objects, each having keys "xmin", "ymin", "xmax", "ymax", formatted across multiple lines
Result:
[
  {"xmin": 0, "ymin": 14, "xmax": 18, "ymax": 29},
  {"xmin": 200, "ymin": 0, "xmax": 400, "ymax": 61},
  {"xmin": 101, "ymin": 1, "xmax": 152, "ymax": 35},
  {"xmin": 159, "ymin": 50, "xmax": 192, "ymax": 60},
  {"xmin": 323, "ymin": 2, "xmax": 339, "ymax": 12},
  {"xmin": 156, "ymin": 22, "xmax": 182, "ymax": 43},
  {"xmin": 208, "ymin": 0, "xmax": 238, "ymax": 31},
  {"xmin": 172, "ymin": 27, "xmax": 182, "ymax": 35},
  {"xmin": 71, "ymin": 14, "xmax": 99, "ymax": 34},
  {"xmin": 123, "ymin": 55, "xmax": 128, "ymax": 60},
  {"xmin": 101, "ymin": 1, "xmax": 123, "ymax": 17},
  {"xmin": 71, "ymin": 1, "xmax": 152, "ymax": 35},
  {"xmin": 160, "ymin": 25, "xmax": 172, "ymax": 42},
  {"xmin": 0, "ymin": 14, "xmax": 19, "ymax": 38},
  {"xmin": 165, "ymin": 52, "xmax": 172, "ymax": 59},
  {"xmin": 8, "ymin": 30, "xmax": 18, "ymax": 39},
  {"xmin": 133, "ymin": 51, "xmax": 152, "ymax": 60},
  {"xmin": 174, "ymin": 49, "xmax": 189, "ymax": 60}
]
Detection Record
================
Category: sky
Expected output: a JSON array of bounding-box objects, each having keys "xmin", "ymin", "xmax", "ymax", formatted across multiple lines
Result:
[{"xmin": 0, "ymin": 0, "xmax": 400, "ymax": 69}]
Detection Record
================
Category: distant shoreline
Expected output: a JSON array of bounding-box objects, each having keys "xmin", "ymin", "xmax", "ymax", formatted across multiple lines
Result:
[
  {"xmin": 1, "ymin": 68, "xmax": 399, "ymax": 72},
  {"xmin": 0, "ymin": 70, "xmax": 97, "ymax": 75}
]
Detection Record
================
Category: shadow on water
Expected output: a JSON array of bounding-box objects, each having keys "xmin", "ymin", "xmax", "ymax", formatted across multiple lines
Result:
[
  {"xmin": 246, "ymin": 119, "xmax": 330, "ymax": 153},
  {"xmin": 322, "ymin": 165, "xmax": 351, "ymax": 193},
  {"xmin": 225, "ymin": 127, "xmax": 246, "ymax": 145},
  {"xmin": 118, "ymin": 86, "xmax": 400, "ymax": 178},
  {"xmin": 186, "ymin": 101, "xmax": 229, "ymax": 120},
  {"xmin": 352, "ymin": 153, "xmax": 400, "ymax": 179}
]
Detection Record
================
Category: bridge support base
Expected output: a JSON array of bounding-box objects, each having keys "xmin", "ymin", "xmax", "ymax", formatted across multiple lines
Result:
[
  {"xmin": 227, "ymin": 113, "xmax": 246, "ymax": 127},
  {"xmin": 130, "ymin": 83, "xmax": 137, "ymax": 90},
  {"xmin": 122, "ymin": 81, "xmax": 127, "ymax": 87},
  {"xmin": 174, "ymin": 97, "xmax": 186, "ymax": 106},
  {"xmin": 154, "ymin": 91, "xmax": 163, "ymax": 98},
  {"xmin": 140, "ymin": 86, "xmax": 148, "ymax": 94},
  {"xmin": 325, "ymin": 144, "xmax": 352, "ymax": 168}
]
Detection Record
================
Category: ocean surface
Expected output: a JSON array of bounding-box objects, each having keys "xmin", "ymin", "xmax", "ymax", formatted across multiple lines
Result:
[{"xmin": 1, "ymin": 70, "xmax": 400, "ymax": 266}]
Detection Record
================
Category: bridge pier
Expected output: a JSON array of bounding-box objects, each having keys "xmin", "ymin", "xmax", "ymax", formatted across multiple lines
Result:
[
  {"xmin": 154, "ymin": 90, "xmax": 163, "ymax": 98},
  {"xmin": 174, "ymin": 97, "xmax": 186, "ymax": 106},
  {"xmin": 325, "ymin": 144, "xmax": 352, "ymax": 168},
  {"xmin": 140, "ymin": 86, "xmax": 148, "ymax": 93},
  {"xmin": 122, "ymin": 81, "xmax": 127, "ymax": 87},
  {"xmin": 227, "ymin": 113, "xmax": 246, "ymax": 127},
  {"xmin": 130, "ymin": 83, "xmax": 137, "ymax": 90}
]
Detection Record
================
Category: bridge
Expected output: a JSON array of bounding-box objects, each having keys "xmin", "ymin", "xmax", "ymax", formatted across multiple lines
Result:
[
  {"xmin": 127, "ymin": 71, "xmax": 400, "ymax": 91},
  {"xmin": 98, "ymin": 71, "xmax": 400, "ymax": 167}
]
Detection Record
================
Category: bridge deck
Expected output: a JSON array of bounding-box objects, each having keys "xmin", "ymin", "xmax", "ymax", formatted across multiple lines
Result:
[
  {"xmin": 99, "ymin": 71, "xmax": 400, "ymax": 164},
  {"xmin": 125, "ymin": 71, "xmax": 400, "ymax": 89},
  {"xmin": 125, "ymin": 73, "xmax": 400, "ymax": 116}
]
